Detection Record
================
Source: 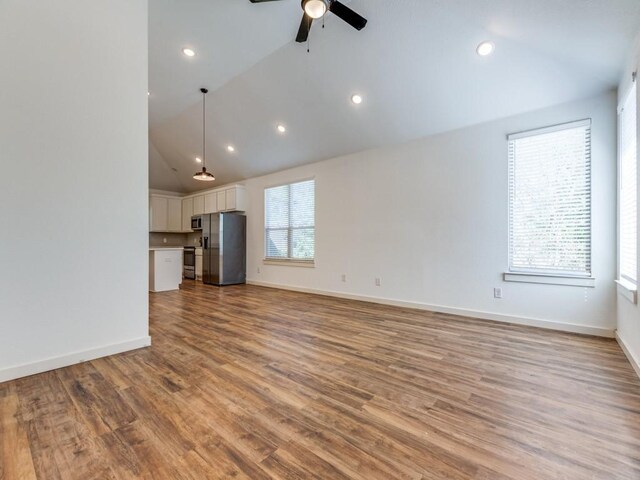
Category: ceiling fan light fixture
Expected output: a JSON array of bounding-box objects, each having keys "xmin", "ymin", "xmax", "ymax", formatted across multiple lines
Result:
[{"xmin": 303, "ymin": 0, "xmax": 328, "ymax": 19}]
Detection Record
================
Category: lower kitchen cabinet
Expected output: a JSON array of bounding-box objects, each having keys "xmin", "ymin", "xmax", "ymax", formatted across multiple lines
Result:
[{"xmin": 195, "ymin": 248, "xmax": 203, "ymax": 279}]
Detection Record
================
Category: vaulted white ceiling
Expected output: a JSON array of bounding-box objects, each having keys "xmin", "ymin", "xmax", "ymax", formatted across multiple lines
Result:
[{"xmin": 149, "ymin": 0, "xmax": 640, "ymax": 192}]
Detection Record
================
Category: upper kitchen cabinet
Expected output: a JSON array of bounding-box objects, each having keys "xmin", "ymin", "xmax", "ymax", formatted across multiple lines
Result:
[
  {"xmin": 182, "ymin": 197, "xmax": 193, "ymax": 232},
  {"xmin": 217, "ymin": 185, "xmax": 246, "ymax": 212},
  {"xmin": 167, "ymin": 198, "xmax": 182, "ymax": 232},
  {"xmin": 149, "ymin": 195, "xmax": 168, "ymax": 232},
  {"xmin": 186, "ymin": 185, "xmax": 247, "ymax": 214},
  {"xmin": 149, "ymin": 194, "xmax": 182, "ymax": 232},
  {"xmin": 225, "ymin": 186, "xmax": 247, "ymax": 212},
  {"xmin": 193, "ymin": 195, "xmax": 205, "ymax": 215},
  {"xmin": 216, "ymin": 191, "xmax": 226, "ymax": 212},
  {"xmin": 160, "ymin": 186, "xmax": 246, "ymax": 232},
  {"xmin": 204, "ymin": 192, "xmax": 217, "ymax": 214}
]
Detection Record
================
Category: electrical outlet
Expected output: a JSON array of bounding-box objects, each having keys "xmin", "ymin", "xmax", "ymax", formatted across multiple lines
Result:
[
  {"xmin": 163, "ymin": 237, "xmax": 167, "ymax": 244},
  {"xmin": 257, "ymin": 267, "xmax": 261, "ymax": 274},
  {"xmin": 375, "ymin": 277, "xmax": 381, "ymax": 287},
  {"xmin": 494, "ymin": 287, "xmax": 503, "ymax": 299},
  {"xmin": 341, "ymin": 274, "xmax": 346, "ymax": 282}
]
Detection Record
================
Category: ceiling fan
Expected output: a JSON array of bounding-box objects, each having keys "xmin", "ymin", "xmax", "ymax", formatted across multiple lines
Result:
[{"xmin": 249, "ymin": 0, "xmax": 367, "ymax": 43}]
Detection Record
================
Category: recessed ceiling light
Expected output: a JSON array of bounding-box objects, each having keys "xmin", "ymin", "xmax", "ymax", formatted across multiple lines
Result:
[
  {"xmin": 476, "ymin": 41, "xmax": 494, "ymax": 56},
  {"xmin": 182, "ymin": 48, "xmax": 196, "ymax": 57},
  {"xmin": 277, "ymin": 124, "xmax": 286, "ymax": 133},
  {"xmin": 147, "ymin": 91, "xmax": 150, "ymax": 96},
  {"xmin": 226, "ymin": 145, "xmax": 235, "ymax": 153},
  {"xmin": 351, "ymin": 94, "xmax": 363, "ymax": 105},
  {"xmin": 195, "ymin": 157, "xmax": 202, "ymax": 163}
]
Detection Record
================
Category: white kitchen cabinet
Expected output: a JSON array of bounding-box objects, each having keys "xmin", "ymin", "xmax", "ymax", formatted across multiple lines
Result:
[
  {"xmin": 193, "ymin": 195, "xmax": 205, "ymax": 215},
  {"xmin": 236, "ymin": 186, "xmax": 247, "ymax": 211},
  {"xmin": 225, "ymin": 188, "xmax": 236, "ymax": 211},
  {"xmin": 149, "ymin": 248, "xmax": 183, "ymax": 292},
  {"xmin": 204, "ymin": 192, "xmax": 217, "ymax": 214},
  {"xmin": 182, "ymin": 197, "xmax": 193, "ymax": 232},
  {"xmin": 150, "ymin": 195, "xmax": 183, "ymax": 232},
  {"xmin": 227, "ymin": 186, "xmax": 247, "ymax": 212},
  {"xmin": 167, "ymin": 197, "xmax": 182, "ymax": 232},
  {"xmin": 180, "ymin": 185, "xmax": 246, "ymax": 221},
  {"xmin": 195, "ymin": 248, "xmax": 203, "ymax": 280},
  {"xmin": 149, "ymin": 195, "xmax": 168, "ymax": 232},
  {"xmin": 216, "ymin": 191, "xmax": 226, "ymax": 212}
]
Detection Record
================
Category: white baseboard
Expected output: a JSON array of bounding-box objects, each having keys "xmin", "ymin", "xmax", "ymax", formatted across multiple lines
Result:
[
  {"xmin": 616, "ymin": 332, "xmax": 640, "ymax": 380},
  {"xmin": 0, "ymin": 336, "xmax": 151, "ymax": 384},
  {"xmin": 247, "ymin": 280, "xmax": 615, "ymax": 338}
]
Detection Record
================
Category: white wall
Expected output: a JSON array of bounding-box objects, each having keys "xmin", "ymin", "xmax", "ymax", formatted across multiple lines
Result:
[
  {"xmin": 246, "ymin": 92, "xmax": 617, "ymax": 336},
  {"xmin": 617, "ymin": 35, "xmax": 640, "ymax": 374},
  {"xmin": 0, "ymin": 0, "xmax": 149, "ymax": 382}
]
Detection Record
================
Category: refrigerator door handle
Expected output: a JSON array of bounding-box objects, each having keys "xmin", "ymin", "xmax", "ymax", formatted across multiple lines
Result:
[{"xmin": 203, "ymin": 236, "xmax": 209, "ymax": 249}]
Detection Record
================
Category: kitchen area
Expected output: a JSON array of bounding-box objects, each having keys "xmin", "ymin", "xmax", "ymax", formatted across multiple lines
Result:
[{"xmin": 148, "ymin": 184, "xmax": 247, "ymax": 292}]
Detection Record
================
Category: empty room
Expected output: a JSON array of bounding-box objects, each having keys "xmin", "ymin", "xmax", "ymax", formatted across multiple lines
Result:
[{"xmin": 2, "ymin": 0, "xmax": 640, "ymax": 478}]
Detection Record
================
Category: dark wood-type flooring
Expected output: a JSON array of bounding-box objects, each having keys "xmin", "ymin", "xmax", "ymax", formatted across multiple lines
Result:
[{"xmin": 2, "ymin": 282, "xmax": 640, "ymax": 479}]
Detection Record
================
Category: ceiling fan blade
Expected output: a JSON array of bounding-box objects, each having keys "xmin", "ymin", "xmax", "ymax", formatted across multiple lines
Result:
[
  {"xmin": 295, "ymin": 13, "xmax": 313, "ymax": 43},
  {"xmin": 329, "ymin": 1, "xmax": 367, "ymax": 31}
]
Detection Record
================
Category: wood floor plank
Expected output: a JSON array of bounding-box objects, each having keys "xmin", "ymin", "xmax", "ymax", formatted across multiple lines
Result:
[
  {"xmin": 0, "ymin": 394, "xmax": 37, "ymax": 480},
  {"xmin": 1, "ymin": 282, "xmax": 640, "ymax": 479}
]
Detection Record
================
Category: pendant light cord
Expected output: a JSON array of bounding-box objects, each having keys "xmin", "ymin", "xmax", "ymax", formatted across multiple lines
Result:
[{"xmin": 202, "ymin": 90, "xmax": 206, "ymax": 170}]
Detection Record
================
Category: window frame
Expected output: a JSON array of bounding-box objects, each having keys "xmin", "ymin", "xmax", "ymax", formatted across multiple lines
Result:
[
  {"xmin": 504, "ymin": 119, "xmax": 595, "ymax": 287},
  {"xmin": 617, "ymin": 79, "xmax": 638, "ymax": 303},
  {"xmin": 263, "ymin": 177, "xmax": 316, "ymax": 266}
]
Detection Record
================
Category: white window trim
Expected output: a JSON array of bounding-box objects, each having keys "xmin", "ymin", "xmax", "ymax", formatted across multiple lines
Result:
[
  {"xmin": 616, "ymin": 79, "xmax": 638, "ymax": 296},
  {"xmin": 262, "ymin": 258, "xmax": 315, "ymax": 268},
  {"xmin": 264, "ymin": 178, "xmax": 316, "ymax": 263},
  {"xmin": 507, "ymin": 118, "xmax": 591, "ymax": 141},
  {"xmin": 616, "ymin": 279, "xmax": 638, "ymax": 304},
  {"xmin": 505, "ymin": 118, "xmax": 593, "ymax": 285},
  {"xmin": 504, "ymin": 272, "xmax": 595, "ymax": 288}
]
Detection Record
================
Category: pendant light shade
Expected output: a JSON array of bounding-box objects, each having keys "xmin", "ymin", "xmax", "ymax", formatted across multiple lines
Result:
[
  {"xmin": 194, "ymin": 167, "xmax": 215, "ymax": 181},
  {"xmin": 194, "ymin": 88, "xmax": 215, "ymax": 182}
]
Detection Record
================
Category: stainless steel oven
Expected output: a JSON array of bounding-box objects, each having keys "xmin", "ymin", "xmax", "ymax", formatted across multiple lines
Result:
[{"xmin": 183, "ymin": 246, "xmax": 196, "ymax": 280}]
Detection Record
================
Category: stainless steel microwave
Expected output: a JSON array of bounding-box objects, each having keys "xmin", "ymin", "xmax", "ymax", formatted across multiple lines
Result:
[{"xmin": 191, "ymin": 215, "xmax": 202, "ymax": 230}]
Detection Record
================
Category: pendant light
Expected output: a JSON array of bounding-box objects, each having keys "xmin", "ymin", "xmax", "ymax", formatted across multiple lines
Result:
[{"xmin": 193, "ymin": 88, "xmax": 215, "ymax": 182}]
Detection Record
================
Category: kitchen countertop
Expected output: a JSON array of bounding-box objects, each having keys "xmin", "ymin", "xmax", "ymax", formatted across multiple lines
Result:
[{"xmin": 149, "ymin": 247, "xmax": 185, "ymax": 251}]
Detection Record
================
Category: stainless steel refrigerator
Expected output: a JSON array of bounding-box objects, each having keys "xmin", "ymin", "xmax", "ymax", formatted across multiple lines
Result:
[{"xmin": 202, "ymin": 212, "xmax": 246, "ymax": 286}]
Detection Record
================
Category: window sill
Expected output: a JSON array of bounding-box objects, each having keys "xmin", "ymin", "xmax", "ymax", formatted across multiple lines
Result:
[
  {"xmin": 263, "ymin": 259, "xmax": 315, "ymax": 268},
  {"xmin": 616, "ymin": 279, "xmax": 638, "ymax": 305},
  {"xmin": 503, "ymin": 272, "xmax": 595, "ymax": 288}
]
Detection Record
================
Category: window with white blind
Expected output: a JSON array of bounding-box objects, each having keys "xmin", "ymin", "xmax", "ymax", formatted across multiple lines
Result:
[
  {"xmin": 507, "ymin": 119, "xmax": 592, "ymax": 281},
  {"xmin": 619, "ymin": 84, "xmax": 637, "ymax": 286},
  {"xmin": 265, "ymin": 179, "xmax": 315, "ymax": 262}
]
